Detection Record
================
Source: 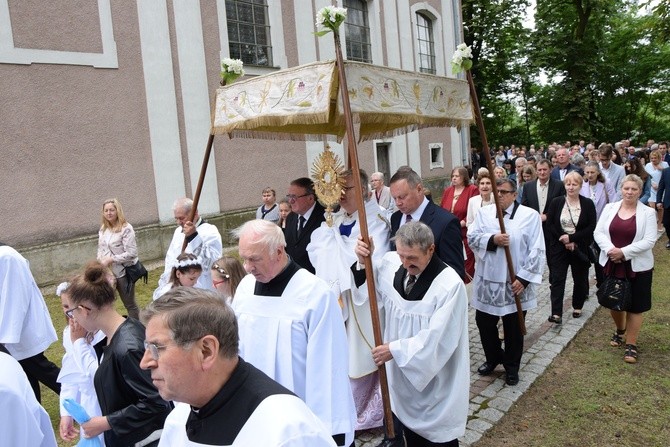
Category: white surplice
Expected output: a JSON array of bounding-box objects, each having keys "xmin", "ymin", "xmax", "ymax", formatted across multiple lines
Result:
[
  {"xmin": 159, "ymin": 398, "xmax": 336, "ymax": 447},
  {"xmin": 307, "ymin": 198, "xmax": 391, "ymax": 377},
  {"xmin": 372, "ymin": 252, "xmax": 470, "ymax": 443},
  {"xmin": 0, "ymin": 246, "xmax": 57, "ymax": 360},
  {"xmin": 467, "ymin": 203, "xmax": 545, "ymax": 315},
  {"xmin": 0, "ymin": 352, "xmax": 57, "ymax": 447},
  {"xmin": 233, "ymin": 270, "xmax": 356, "ymax": 446}
]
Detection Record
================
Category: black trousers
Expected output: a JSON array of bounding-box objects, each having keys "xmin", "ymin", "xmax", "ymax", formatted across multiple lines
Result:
[
  {"xmin": 382, "ymin": 413, "xmax": 458, "ymax": 447},
  {"xmin": 549, "ymin": 244, "xmax": 590, "ymax": 316},
  {"xmin": 476, "ymin": 310, "xmax": 526, "ymax": 375},
  {"xmin": 664, "ymin": 206, "xmax": 670, "ymax": 240},
  {"xmin": 18, "ymin": 351, "xmax": 61, "ymax": 403}
]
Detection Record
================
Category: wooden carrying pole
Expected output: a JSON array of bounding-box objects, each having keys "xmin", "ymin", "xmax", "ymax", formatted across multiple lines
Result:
[
  {"xmin": 466, "ymin": 71, "xmax": 526, "ymax": 335},
  {"xmin": 182, "ymin": 133, "xmax": 216, "ymax": 252},
  {"xmin": 334, "ymin": 31, "xmax": 395, "ymax": 439}
]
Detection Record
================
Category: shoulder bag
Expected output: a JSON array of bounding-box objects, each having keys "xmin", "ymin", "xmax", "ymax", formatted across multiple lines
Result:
[
  {"xmin": 124, "ymin": 261, "xmax": 148, "ymax": 293},
  {"xmin": 597, "ymin": 264, "xmax": 632, "ymax": 312}
]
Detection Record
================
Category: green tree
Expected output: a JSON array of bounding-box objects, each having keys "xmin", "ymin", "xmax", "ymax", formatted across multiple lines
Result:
[{"xmin": 462, "ymin": 0, "xmax": 532, "ymax": 148}]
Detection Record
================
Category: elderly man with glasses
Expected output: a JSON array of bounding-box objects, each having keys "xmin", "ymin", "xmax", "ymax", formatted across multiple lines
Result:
[
  {"xmin": 283, "ymin": 177, "xmax": 326, "ymax": 273},
  {"xmin": 140, "ymin": 288, "xmax": 336, "ymax": 446},
  {"xmin": 468, "ymin": 179, "xmax": 545, "ymax": 386}
]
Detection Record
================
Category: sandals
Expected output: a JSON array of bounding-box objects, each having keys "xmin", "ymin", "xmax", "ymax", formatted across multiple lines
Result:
[
  {"xmin": 610, "ymin": 330, "xmax": 626, "ymax": 347},
  {"xmin": 624, "ymin": 344, "xmax": 638, "ymax": 364},
  {"xmin": 572, "ymin": 309, "xmax": 582, "ymax": 318},
  {"xmin": 548, "ymin": 315, "xmax": 562, "ymax": 324}
]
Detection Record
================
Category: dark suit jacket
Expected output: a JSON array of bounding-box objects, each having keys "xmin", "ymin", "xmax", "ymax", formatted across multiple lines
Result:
[
  {"xmin": 546, "ymin": 195, "xmax": 597, "ymax": 254},
  {"xmin": 283, "ymin": 202, "xmax": 326, "ymax": 273},
  {"xmin": 390, "ymin": 201, "xmax": 465, "ymax": 279},
  {"xmin": 657, "ymin": 167, "xmax": 670, "ymax": 209},
  {"xmin": 521, "ymin": 178, "xmax": 566, "ymax": 216},
  {"xmin": 550, "ymin": 163, "xmax": 583, "ymax": 181}
]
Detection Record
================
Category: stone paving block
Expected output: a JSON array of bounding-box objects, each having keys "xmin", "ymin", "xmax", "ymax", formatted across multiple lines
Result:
[
  {"xmin": 529, "ymin": 355, "xmax": 553, "ymax": 367},
  {"xmin": 488, "ymin": 396, "xmax": 515, "ymax": 412},
  {"xmin": 523, "ymin": 362, "xmax": 548, "ymax": 375},
  {"xmin": 466, "ymin": 417, "xmax": 494, "ymax": 433},
  {"xmin": 477, "ymin": 407, "xmax": 505, "ymax": 423},
  {"xmin": 542, "ymin": 341, "xmax": 565, "ymax": 354}
]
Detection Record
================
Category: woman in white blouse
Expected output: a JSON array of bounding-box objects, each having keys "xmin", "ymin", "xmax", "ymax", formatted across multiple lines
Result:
[
  {"xmin": 97, "ymin": 199, "xmax": 140, "ymax": 319},
  {"xmin": 594, "ymin": 174, "xmax": 656, "ymax": 364}
]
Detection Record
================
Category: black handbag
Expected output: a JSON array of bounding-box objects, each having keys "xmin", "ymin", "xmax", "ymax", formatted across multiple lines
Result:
[
  {"xmin": 597, "ymin": 272, "xmax": 632, "ymax": 312},
  {"xmin": 124, "ymin": 261, "xmax": 148, "ymax": 293}
]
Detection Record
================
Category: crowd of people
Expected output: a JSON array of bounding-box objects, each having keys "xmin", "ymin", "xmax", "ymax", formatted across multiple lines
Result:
[{"xmin": 0, "ymin": 137, "xmax": 667, "ymax": 446}]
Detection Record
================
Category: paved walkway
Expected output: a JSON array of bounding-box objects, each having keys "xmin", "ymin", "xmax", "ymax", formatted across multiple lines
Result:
[{"xmin": 356, "ymin": 264, "xmax": 595, "ymax": 446}]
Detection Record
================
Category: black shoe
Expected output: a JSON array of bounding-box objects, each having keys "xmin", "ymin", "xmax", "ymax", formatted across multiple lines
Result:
[
  {"xmin": 505, "ymin": 372, "xmax": 519, "ymax": 386},
  {"xmin": 477, "ymin": 362, "xmax": 498, "ymax": 375},
  {"xmin": 375, "ymin": 438, "xmax": 405, "ymax": 447},
  {"xmin": 548, "ymin": 315, "xmax": 562, "ymax": 324}
]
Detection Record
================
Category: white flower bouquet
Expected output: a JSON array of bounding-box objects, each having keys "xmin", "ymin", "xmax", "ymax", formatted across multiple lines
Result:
[
  {"xmin": 315, "ymin": 5, "xmax": 347, "ymax": 36},
  {"xmin": 451, "ymin": 43, "xmax": 473, "ymax": 74},
  {"xmin": 220, "ymin": 58, "xmax": 245, "ymax": 85}
]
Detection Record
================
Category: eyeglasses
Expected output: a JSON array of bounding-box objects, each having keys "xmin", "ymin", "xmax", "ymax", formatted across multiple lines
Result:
[
  {"xmin": 143, "ymin": 340, "xmax": 170, "ymax": 361},
  {"xmin": 64, "ymin": 304, "xmax": 92, "ymax": 319},
  {"xmin": 285, "ymin": 193, "xmax": 311, "ymax": 201},
  {"xmin": 497, "ymin": 190, "xmax": 516, "ymax": 195},
  {"xmin": 144, "ymin": 337, "xmax": 201, "ymax": 360}
]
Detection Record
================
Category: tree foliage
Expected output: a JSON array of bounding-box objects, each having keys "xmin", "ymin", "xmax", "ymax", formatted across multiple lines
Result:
[{"xmin": 462, "ymin": 0, "xmax": 670, "ymax": 147}]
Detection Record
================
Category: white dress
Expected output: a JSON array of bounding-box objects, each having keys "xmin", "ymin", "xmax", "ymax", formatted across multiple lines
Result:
[{"xmin": 233, "ymin": 270, "xmax": 356, "ymax": 446}]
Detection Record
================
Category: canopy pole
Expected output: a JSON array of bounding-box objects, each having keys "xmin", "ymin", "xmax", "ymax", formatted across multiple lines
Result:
[
  {"xmin": 182, "ymin": 133, "xmax": 216, "ymax": 252},
  {"xmin": 333, "ymin": 30, "xmax": 395, "ymax": 439},
  {"xmin": 465, "ymin": 71, "xmax": 526, "ymax": 335}
]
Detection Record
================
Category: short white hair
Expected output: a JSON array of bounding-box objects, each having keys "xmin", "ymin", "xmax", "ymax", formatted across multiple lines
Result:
[{"xmin": 233, "ymin": 219, "xmax": 286, "ymax": 255}]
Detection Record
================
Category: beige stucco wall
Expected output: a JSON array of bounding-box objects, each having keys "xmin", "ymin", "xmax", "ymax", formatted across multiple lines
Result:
[{"xmin": 1, "ymin": 0, "xmax": 463, "ymax": 285}]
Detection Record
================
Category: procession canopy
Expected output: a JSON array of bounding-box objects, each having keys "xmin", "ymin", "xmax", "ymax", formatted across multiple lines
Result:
[{"xmin": 212, "ymin": 60, "xmax": 473, "ymax": 142}]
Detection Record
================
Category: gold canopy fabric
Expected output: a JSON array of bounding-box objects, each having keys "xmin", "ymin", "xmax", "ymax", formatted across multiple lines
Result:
[{"xmin": 212, "ymin": 60, "xmax": 473, "ymax": 142}]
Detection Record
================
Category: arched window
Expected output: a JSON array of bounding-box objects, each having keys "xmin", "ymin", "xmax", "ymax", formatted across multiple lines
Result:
[
  {"xmin": 226, "ymin": 0, "xmax": 273, "ymax": 67},
  {"xmin": 344, "ymin": 0, "xmax": 372, "ymax": 63},
  {"xmin": 416, "ymin": 12, "xmax": 435, "ymax": 74}
]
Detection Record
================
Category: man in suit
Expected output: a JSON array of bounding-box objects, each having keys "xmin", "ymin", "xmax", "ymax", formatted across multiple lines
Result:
[
  {"xmin": 522, "ymin": 159, "xmax": 566, "ymax": 277},
  {"xmin": 283, "ymin": 177, "xmax": 326, "ymax": 273},
  {"xmin": 550, "ymin": 147, "xmax": 583, "ymax": 181},
  {"xmin": 388, "ymin": 168, "xmax": 465, "ymax": 279},
  {"xmin": 656, "ymin": 165, "xmax": 670, "ymax": 249},
  {"xmin": 353, "ymin": 221, "xmax": 469, "ymax": 447}
]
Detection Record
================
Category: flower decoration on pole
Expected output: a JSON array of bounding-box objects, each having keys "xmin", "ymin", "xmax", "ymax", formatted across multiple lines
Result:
[
  {"xmin": 314, "ymin": 5, "xmax": 347, "ymax": 36},
  {"xmin": 220, "ymin": 58, "xmax": 245, "ymax": 85},
  {"xmin": 451, "ymin": 43, "xmax": 473, "ymax": 74}
]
